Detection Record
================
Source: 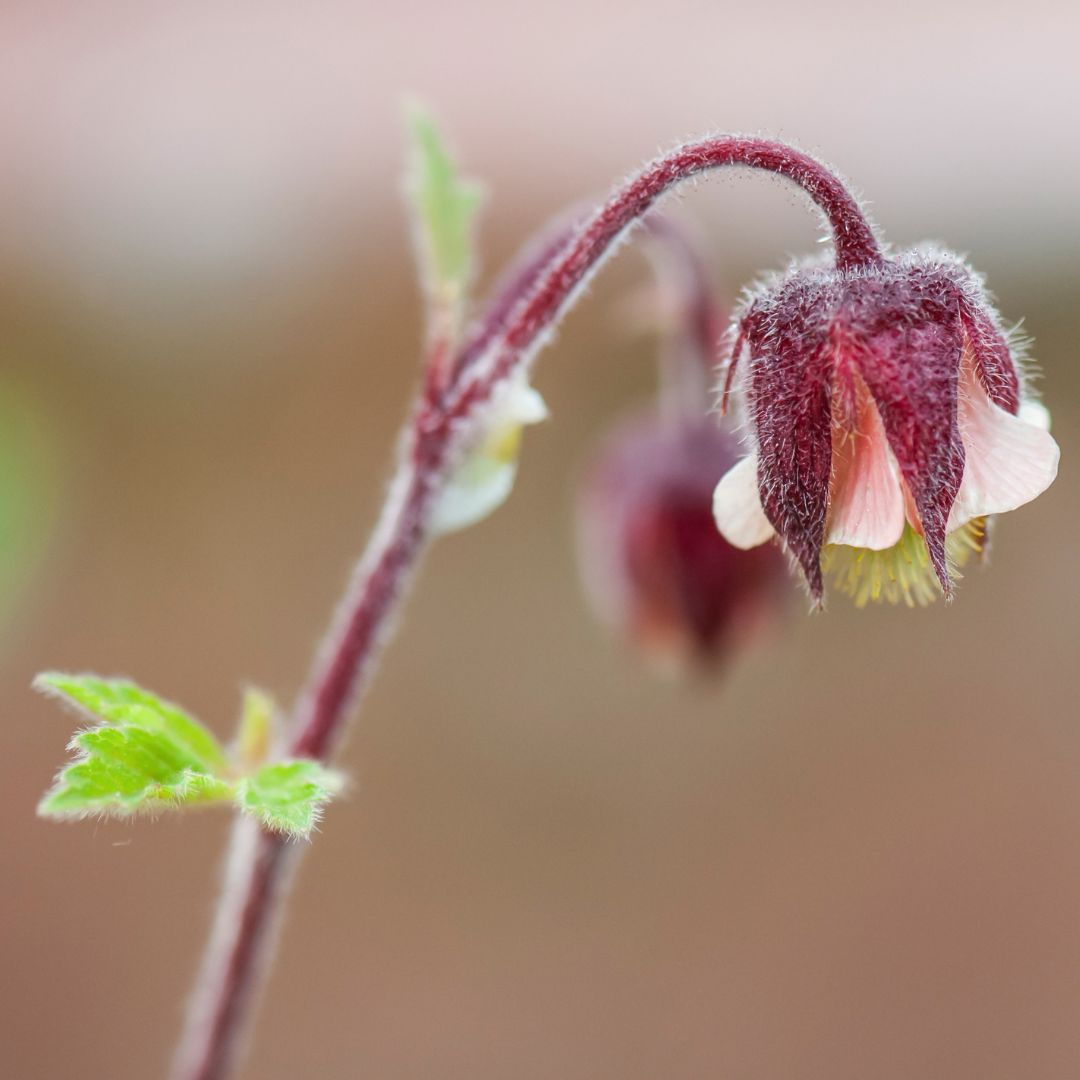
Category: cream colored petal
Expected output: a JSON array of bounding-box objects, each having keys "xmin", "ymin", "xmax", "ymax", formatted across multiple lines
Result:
[
  {"xmin": 501, "ymin": 382, "xmax": 549, "ymax": 426},
  {"xmin": 430, "ymin": 457, "xmax": 517, "ymax": 535},
  {"xmin": 484, "ymin": 378, "xmax": 549, "ymax": 437},
  {"xmin": 949, "ymin": 377, "xmax": 1060, "ymax": 530},
  {"xmin": 429, "ymin": 378, "xmax": 549, "ymax": 536},
  {"xmin": 712, "ymin": 452, "xmax": 776, "ymax": 549}
]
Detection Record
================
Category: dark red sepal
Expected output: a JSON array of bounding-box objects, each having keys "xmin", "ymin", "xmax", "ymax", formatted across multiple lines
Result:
[
  {"xmin": 855, "ymin": 316, "xmax": 966, "ymax": 593},
  {"xmin": 957, "ymin": 297, "xmax": 1021, "ymax": 413},
  {"xmin": 742, "ymin": 284, "xmax": 839, "ymax": 601}
]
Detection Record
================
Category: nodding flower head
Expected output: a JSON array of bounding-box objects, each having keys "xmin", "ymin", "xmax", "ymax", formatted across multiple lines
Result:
[
  {"xmin": 578, "ymin": 410, "xmax": 788, "ymax": 670},
  {"xmin": 712, "ymin": 248, "xmax": 1059, "ymax": 606}
]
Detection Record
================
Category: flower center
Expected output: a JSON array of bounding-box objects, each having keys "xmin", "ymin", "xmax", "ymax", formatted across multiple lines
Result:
[{"xmin": 821, "ymin": 518, "xmax": 986, "ymax": 607}]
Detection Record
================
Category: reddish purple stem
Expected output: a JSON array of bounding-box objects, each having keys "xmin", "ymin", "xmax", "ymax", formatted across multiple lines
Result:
[
  {"xmin": 171, "ymin": 135, "xmax": 879, "ymax": 1080},
  {"xmin": 451, "ymin": 214, "xmax": 580, "ymax": 385},
  {"xmin": 445, "ymin": 136, "xmax": 880, "ymax": 423},
  {"xmin": 171, "ymin": 822, "xmax": 295, "ymax": 1080},
  {"xmin": 171, "ymin": 458, "xmax": 438, "ymax": 1080}
]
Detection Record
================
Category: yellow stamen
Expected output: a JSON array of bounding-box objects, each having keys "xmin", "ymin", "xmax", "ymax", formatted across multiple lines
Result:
[{"xmin": 821, "ymin": 518, "xmax": 986, "ymax": 607}]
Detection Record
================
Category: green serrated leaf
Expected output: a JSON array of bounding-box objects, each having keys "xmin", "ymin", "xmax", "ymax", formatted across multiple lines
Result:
[
  {"xmin": 36, "ymin": 672, "xmax": 227, "ymax": 774},
  {"xmin": 235, "ymin": 760, "xmax": 343, "ymax": 839},
  {"xmin": 36, "ymin": 672, "xmax": 233, "ymax": 820},
  {"xmin": 406, "ymin": 105, "xmax": 482, "ymax": 320}
]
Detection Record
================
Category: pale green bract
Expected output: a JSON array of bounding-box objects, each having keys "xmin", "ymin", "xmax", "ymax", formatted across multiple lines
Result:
[
  {"xmin": 406, "ymin": 105, "xmax": 482, "ymax": 323},
  {"xmin": 35, "ymin": 673, "xmax": 341, "ymax": 839}
]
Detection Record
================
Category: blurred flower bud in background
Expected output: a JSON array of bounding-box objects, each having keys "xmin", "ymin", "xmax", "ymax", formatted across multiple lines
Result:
[
  {"xmin": 575, "ymin": 216, "xmax": 789, "ymax": 673},
  {"xmin": 577, "ymin": 409, "xmax": 789, "ymax": 672}
]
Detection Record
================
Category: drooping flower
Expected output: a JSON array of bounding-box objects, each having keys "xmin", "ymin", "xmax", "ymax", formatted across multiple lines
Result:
[
  {"xmin": 578, "ymin": 410, "xmax": 788, "ymax": 668},
  {"xmin": 712, "ymin": 248, "xmax": 1059, "ymax": 605}
]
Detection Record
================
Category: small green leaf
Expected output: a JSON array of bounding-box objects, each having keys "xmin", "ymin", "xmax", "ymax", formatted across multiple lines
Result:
[
  {"xmin": 36, "ymin": 673, "xmax": 232, "ymax": 820},
  {"xmin": 406, "ymin": 105, "xmax": 482, "ymax": 322},
  {"xmin": 37, "ymin": 674, "xmax": 346, "ymax": 836},
  {"xmin": 235, "ymin": 760, "xmax": 343, "ymax": 839},
  {"xmin": 36, "ymin": 672, "xmax": 227, "ymax": 773}
]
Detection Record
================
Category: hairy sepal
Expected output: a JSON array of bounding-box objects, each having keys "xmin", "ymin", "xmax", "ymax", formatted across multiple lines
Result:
[
  {"xmin": 741, "ymin": 279, "xmax": 840, "ymax": 600},
  {"xmin": 847, "ymin": 267, "xmax": 967, "ymax": 593}
]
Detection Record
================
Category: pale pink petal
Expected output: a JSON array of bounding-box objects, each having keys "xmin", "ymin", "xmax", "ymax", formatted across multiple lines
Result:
[
  {"xmin": 825, "ymin": 385, "xmax": 906, "ymax": 550},
  {"xmin": 825, "ymin": 410, "xmax": 911, "ymax": 548},
  {"xmin": 949, "ymin": 375, "xmax": 1060, "ymax": 529},
  {"xmin": 712, "ymin": 452, "xmax": 776, "ymax": 549}
]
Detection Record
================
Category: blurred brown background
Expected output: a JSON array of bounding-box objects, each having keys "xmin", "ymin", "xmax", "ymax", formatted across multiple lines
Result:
[{"xmin": 3, "ymin": 1, "xmax": 1080, "ymax": 1077}]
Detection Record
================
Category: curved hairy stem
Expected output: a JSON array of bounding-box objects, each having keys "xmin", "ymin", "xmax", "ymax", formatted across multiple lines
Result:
[
  {"xmin": 171, "ymin": 134, "xmax": 877, "ymax": 1080},
  {"xmin": 442, "ymin": 135, "xmax": 878, "ymax": 425}
]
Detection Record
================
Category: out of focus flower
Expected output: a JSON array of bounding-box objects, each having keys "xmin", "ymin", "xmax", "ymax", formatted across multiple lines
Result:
[
  {"xmin": 430, "ymin": 376, "xmax": 548, "ymax": 534},
  {"xmin": 578, "ymin": 410, "xmax": 788, "ymax": 670},
  {"xmin": 577, "ymin": 214, "xmax": 790, "ymax": 670},
  {"xmin": 712, "ymin": 248, "xmax": 1059, "ymax": 605}
]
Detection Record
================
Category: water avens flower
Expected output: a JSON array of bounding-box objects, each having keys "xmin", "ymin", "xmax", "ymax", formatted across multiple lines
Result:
[{"xmin": 712, "ymin": 248, "xmax": 1059, "ymax": 605}]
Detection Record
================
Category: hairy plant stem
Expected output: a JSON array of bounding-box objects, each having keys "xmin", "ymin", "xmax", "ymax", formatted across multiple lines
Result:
[
  {"xmin": 171, "ymin": 449, "xmax": 439, "ymax": 1080},
  {"xmin": 170, "ymin": 135, "xmax": 877, "ymax": 1080}
]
